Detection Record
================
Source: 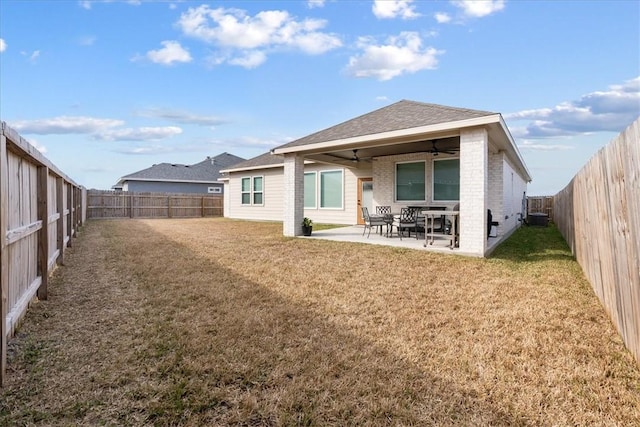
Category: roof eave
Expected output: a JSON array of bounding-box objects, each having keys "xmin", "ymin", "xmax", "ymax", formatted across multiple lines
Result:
[
  {"xmin": 497, "ymin": 115, "xmax": 533, "ymax": 182},
  {"xmin": 272, "ymin": 114, "xmax": 502, "ymax": 155},
  {"xmin": 220, "ymin": 159, "xmax": 319, "ymax": 174}
]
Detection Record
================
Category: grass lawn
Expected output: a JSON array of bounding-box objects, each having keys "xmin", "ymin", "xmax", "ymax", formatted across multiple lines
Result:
[{"xmin": 1, "ymin": 218, "xmax": 638, "ymax": 426}]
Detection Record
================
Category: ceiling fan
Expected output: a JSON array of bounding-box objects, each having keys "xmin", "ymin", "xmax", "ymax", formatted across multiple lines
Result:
[
  {"xmin": 426, "ymin": 139, "xmax": 458, "ymax": 156},
  {"xmin": 351, "ymin": 149, "xmax": 360, "ymax": 163}
]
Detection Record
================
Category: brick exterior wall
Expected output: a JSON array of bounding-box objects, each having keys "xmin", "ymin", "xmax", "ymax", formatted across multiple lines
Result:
[
  {"xmin": 488, "ymin": 151, "xmax": 504, "ymax": 237},
  {"xmin": 283, "ymin": 154, "xmax": 304, "ymax": 236},
  {"xmin": 459, "ymin": 128, "xmax": 488, "ymax": 255},
  {"xmin": 373, "ymin": 153, "xmax": 432, "ymax": 210}
]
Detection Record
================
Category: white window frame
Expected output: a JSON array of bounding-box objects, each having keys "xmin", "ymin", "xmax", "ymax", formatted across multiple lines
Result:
[
  {"xmin": 240, "ymin": 175, "xmax": 264, "ymax": 206},
  {"xmin": 304, "ymin": 171, "xmax": 317, "ymax": 209},
  {"xmin": 395, "ymin": 160, "xmax": 426, "ymax": 203},
  {"xmin": 319, "ymin": 169, "xmax": 344, "ymax": 210},
  {"xmin": 208, "ymin": 186, "xmax": 222, "ymax": 194},
  {"xmin": 432, "ymin": 157, "xmax": 460, "ymax": 202},
  {"xmin": 252, "ymin": 176, "xmax": 264, "ymax": 206}
]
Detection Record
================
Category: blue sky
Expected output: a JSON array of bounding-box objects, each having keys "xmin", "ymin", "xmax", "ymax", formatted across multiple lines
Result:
[{"xmin": 1, "ymin": 0, "xmax": 638, "ymax": 194}]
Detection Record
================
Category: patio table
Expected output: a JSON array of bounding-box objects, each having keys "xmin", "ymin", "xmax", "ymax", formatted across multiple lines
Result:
[
  {"xmin": 422, "ymin": 210, "xmax": 459, "ymax": 249},
  {"xmin": 382, "ymin": 213, "xmax": 400, "ymax": 237}
]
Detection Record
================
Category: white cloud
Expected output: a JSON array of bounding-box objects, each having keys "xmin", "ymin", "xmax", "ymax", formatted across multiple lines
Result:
[
  {"xmin": 345, "ymin": 32, "xmax": 443, "ymax": 81},
  {"xmin": 307, "ymin": 0, "xmax": 325, "ymax": 8},
  {"xmin": 28, "ymin": 138, "xmax": 48, "ymax": 154},
  {"xmin": 232, "ymin": 136, "xmax": 286, "ymax": 148},
  {"xmin": 94, "ymin": 126, "xmax": 183, "ymax": 141},
  {"xmin": 11, "ymin": 116, "xmax": 124, "ymax": 134},
  {"xmin": 452, "ymin": 0, "xmax": 505, "ymax": 18},
  {"xmin": 0, "ymin": 39, "xmax": 6, "ymax": 52},
  {"xmin": 78, "ymin": 36, "xmax": 96, "ymax": 46},
  {"xmin": 21, "ymin": 50, "xmax": 40, "ymax": 63},
  {"xmin": 372, "ymin": 0, "xmax": 419, "ymax": 20},
  {"xmin": 228, "ymin": 51, "xmax": 267, "ymax": 68},
  {"xmin": 176, "ymin": 5, "xmax": 341, "ymax": 68},
  {"xmin": 139, "ymin": 108, "xmax": 229, "ymax": 126},
  {"xmin": 505, "ymin": 77, "xmax": 640, "ymax": 138},
  {"xmin": 145, "ymin": 40, "xmax": 192, "ymax": 65},
  {"xmin": 517, "ymin": 140, "xmax": 574, "ymax": 151},
  {"xmin": 79, "ymin": 0, "xmax": 142, "ymax": 8},
  {"xmin": 434, "ymin": 12, "xmax": 451, "ymax": 24}
]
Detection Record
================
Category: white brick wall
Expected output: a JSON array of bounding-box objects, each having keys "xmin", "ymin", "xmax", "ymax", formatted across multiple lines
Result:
[
  {"xmin": 459, "ymin": 128, "xmax": 488, "ymax": 256},
  {"xmin": 488, "ymin": 151, "xmax": 504, "ymax": 236},
  {"xmin": 372, "ymin": 152, "xmax": 458, "ymax": 211},
  {"xmin": 283, "ymin": 154, "xmax": 304, "ymax": 236}
]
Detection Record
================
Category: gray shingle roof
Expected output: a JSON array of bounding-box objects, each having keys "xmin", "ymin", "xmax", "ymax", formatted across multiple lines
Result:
[
  {"xmin": 121, "ymin": 152, "xmax": 245, "ymax": 182},
  {"xmin": 274, "ymin": 100, "xmax": 495, "ymax": 150},
  {"xmin": 221, "ymin": 152, "xmax": 284, "ymax": 171}
]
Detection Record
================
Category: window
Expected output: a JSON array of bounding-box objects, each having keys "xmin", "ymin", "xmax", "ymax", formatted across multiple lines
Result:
[
  {"xmin": 304, "ymin": 172, "xmax": 317, "ymax": 208},
  {"xmin": 320, "ymin": 170, "xmax": 343, "ymax": 209},
  {"xmin": 396, "ymin": 161, "xmax": 425, "ymax": 202},
  {"xmin": 241, "ymin": 177, "xmax": 251, "ymax": 205},
  {"xmin": 208, "ymin": 186, "xmax": 222, "ymax": 194},
  {"xmin": 433, "ymin": 158, "xmax": 460, "ymax": 201},
  {"xmin": 241, "ymin": 176, "xmax": 264, "ymax": 205},
  {"xmin": 252, "ymin": 176, "xmax": 263, "ymax": 204}
]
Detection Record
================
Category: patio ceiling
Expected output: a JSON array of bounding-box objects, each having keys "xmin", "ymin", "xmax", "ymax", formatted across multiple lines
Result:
[{"xmin": 304, "ymin": 136, "xmax": 461, "ymax": 168}]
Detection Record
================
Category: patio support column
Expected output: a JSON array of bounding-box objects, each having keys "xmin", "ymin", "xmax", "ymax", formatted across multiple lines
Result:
[
  {"xmin": 283, "ymin": 153, "xmax": 304, "ymax": 237},
  {"xmin": 459, "ymin": 127, "xmax": 488, "ymax": 256}
]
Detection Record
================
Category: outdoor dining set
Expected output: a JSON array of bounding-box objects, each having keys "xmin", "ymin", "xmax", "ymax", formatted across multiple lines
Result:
[{"xmin": 361, "ymin": 205, "xmax": 460, "ymax": 249}]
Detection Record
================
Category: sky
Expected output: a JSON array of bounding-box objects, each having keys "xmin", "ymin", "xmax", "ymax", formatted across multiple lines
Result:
[{"xmin": 1, "ymin": 0, "xmax": 638, "ymax": 194}]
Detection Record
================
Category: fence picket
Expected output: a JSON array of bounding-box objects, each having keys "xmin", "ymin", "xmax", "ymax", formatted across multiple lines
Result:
[
  {"xmin": 86, "ymin": 190, "xmax": 223, "ymax": 219},
  {"xmin": 0, "ymin": 122, "xmax": 85, "ymax": 386}
]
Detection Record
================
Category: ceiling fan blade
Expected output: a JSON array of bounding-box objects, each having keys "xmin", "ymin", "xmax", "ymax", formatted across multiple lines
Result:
[{"xmin": 351, "ymin": 149, "xmax": 359, "ymax": 162}]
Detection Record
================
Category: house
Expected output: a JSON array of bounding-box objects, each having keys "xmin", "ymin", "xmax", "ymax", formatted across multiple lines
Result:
[
  {"xmin": 221, "ymin": 100, "xmax": 531, "ymax": 257},
  {"xmin": 113, "ymin": 152, "xmax": 244, "ymax": 194}
]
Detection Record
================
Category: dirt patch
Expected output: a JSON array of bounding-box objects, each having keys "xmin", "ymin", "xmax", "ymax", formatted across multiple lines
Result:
[{"xmin": 1, "ymin": 218, "xmax": 638, "ymax": 426}]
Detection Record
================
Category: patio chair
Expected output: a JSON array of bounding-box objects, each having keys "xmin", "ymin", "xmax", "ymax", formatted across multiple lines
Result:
[
  {"xmin": 442, "ymin": 203, "xmax": 460, "ymax": 239},
  {"xmin": 361, "ymin": 207, "xmax": 387, "ymax": 238},
  {"xmin": 375, "ymin": 205, "xmax": 391, "ymax": 216},
  {"xmin": 393, "ymin": 207, "xmax": 420, "ymax": 240}
]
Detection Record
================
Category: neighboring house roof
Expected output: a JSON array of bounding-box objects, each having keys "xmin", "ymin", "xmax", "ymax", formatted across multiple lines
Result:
[
  {"xmin": 115, "ymin": 152, "xmax": 245, "ymax": 186},
  {"xmin": 274, "ymin": 100, "xmax": 495, "ymax": 150}
]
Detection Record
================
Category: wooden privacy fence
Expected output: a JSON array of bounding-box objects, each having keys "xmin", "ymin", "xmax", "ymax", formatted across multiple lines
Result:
[
  {"xmin": 526, "ymin": 195, "xmax": 554, "ymax": 220},
  {"xmin": 554, "ymin": 118, "xmax": 640, "ymax": 364},
  {"xmin": 87, "ymin": 190, "xmax": 223, "ymax": 219},
  {"xmin": 1, "ymin": 122, "xmax": 85, "ymax": 386}
]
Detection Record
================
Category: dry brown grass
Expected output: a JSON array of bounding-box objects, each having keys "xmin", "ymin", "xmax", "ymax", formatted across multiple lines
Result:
[{"xmin": 1, "ymin": 218, "xmax": 638, "ymax": 426}]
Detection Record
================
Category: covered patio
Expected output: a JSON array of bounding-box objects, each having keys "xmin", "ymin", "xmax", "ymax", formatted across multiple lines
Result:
[
  {"xmin": 303, "ymin": 224, "xmax": 506, "ymax": 256},
  {"xmin": 221, "ymin": 100, "xmax": 531, "ymax": 258}
]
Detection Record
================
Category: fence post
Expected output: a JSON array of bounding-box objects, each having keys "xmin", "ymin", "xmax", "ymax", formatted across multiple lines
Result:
[
  {"xmin": 201, "ymin": 196, "xmax": 205, "ymax": 217},
  {"xmin": 1, "ymin": 130, "xmax": 8, "ymax": 386},
  {"xmin": 37, "ymin": 166, "xmax": 49, "ymax": 300},
  {"xmin": 56, "ymin": 177, "xmax": 64, "ymax": 265},
  {"xmin": 66, "ymin": 183, "xmax": 72, "ymax": 247},
  {"xmin": 168, "ymin": 196, "xmax": 172, "ymax": 218},
  {"xmin": 129, "ymin": 193, "xmax": 134, "ymax": 218}
]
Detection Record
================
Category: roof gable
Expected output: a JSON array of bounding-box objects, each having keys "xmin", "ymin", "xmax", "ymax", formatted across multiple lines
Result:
[{"xmin": 275, "ymin": 100, "xmax": 495, "ymax": 150}]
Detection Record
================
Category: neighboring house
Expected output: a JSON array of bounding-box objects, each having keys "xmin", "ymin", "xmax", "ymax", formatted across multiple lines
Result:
[
  {"xmin": 113, "ymin": 152, "xmax": 245, "ymax": 194},
  {"xmin": 221, "ymin": 100, "xmax": 531, "ymax": 257}
]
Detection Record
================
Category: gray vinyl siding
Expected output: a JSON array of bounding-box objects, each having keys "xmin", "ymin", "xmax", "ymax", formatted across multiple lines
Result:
[{"xmin": 124, "ymin": 181, "xmax": 223, "ymax": 194}]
